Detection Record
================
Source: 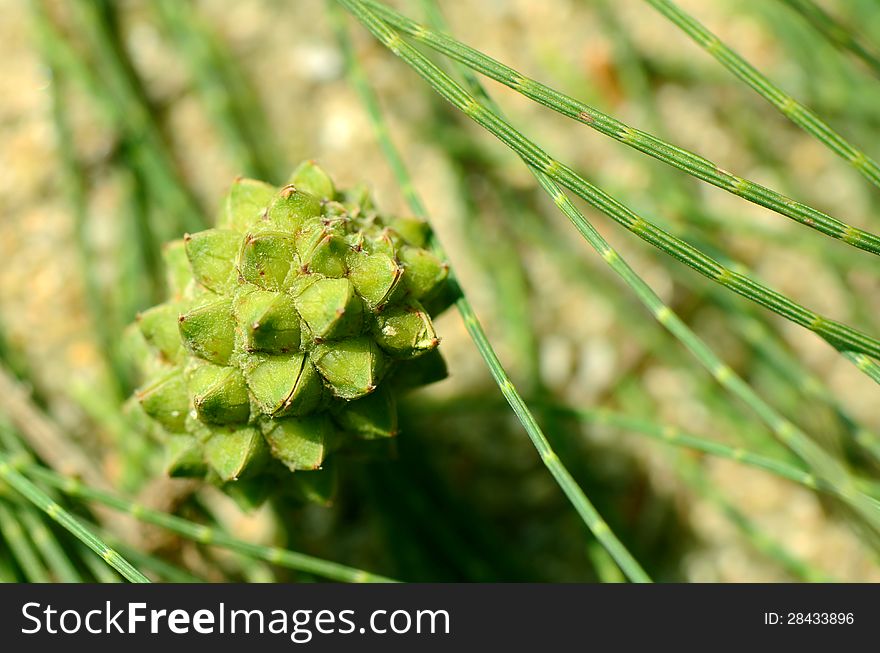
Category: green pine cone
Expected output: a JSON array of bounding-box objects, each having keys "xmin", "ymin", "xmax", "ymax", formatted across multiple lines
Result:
[{"xmin": 130, "ymin": 161, "xmax": 449, "ymax": 505}]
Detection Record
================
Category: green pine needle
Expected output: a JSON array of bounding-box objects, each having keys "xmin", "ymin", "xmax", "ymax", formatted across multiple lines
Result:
[
  {"xmin": 11, "ymin": 459, "xmax": 397, "ymax": 583},
  {"xmin": 647, "ymin": 0, "xmax": 880, "ymax": 190},
  {"xmin": 0, "ymin": 453, "xmax": 150, "ymax": 583}
]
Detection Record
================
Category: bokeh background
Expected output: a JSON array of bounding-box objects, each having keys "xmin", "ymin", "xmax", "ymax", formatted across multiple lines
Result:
[{"xmin": 2, "ymin": 0, "xmax": 880, "ymax": 581}]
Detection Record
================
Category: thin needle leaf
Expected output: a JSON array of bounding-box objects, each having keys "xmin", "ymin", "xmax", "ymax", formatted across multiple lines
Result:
[
  {"xmin": 646, "ymin": 0, "xmax": 880, "ymax": 190},
  {"xmin": 0, "ymin": 453, "xmax": 150, "ymax": 583}
]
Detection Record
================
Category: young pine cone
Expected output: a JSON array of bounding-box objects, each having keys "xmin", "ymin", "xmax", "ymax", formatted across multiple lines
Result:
[{"xmin": 130, "ymin": 161, "xmax": 451, "ymax": 505}]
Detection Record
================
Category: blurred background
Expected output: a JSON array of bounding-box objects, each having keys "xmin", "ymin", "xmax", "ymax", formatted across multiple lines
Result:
[{"xmin": 2, "ymin": 0, "xmax": 880, "ymax": 582}]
